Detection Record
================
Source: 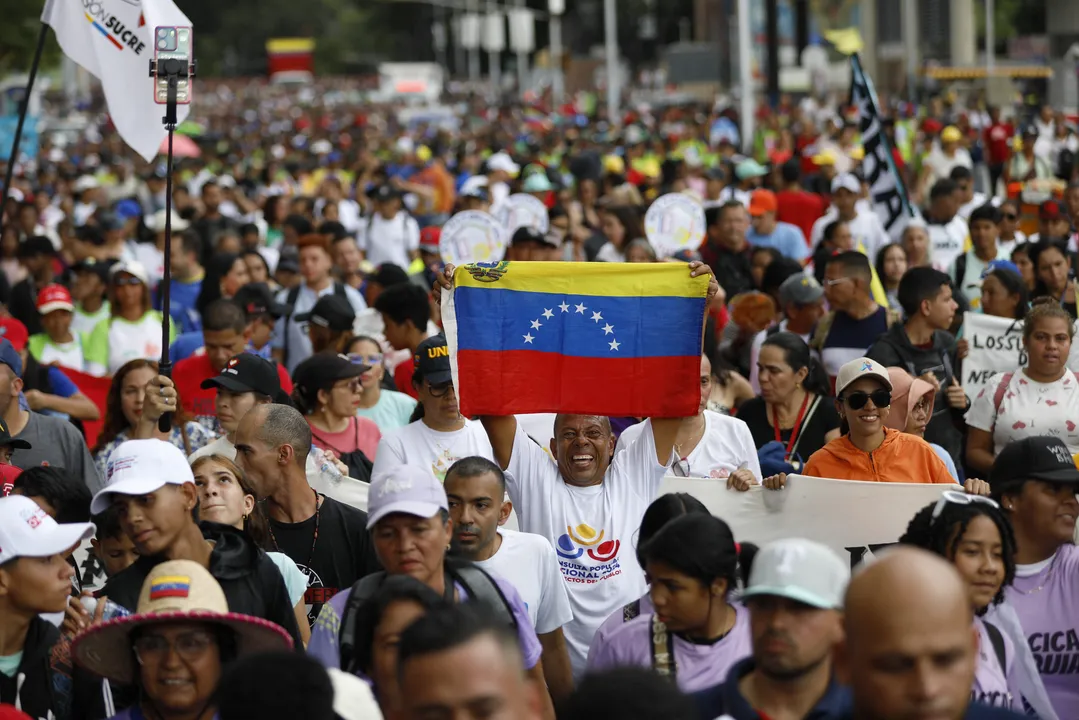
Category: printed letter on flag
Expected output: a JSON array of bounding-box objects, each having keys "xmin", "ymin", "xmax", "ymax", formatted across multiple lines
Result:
[
  {"xmin": 42, "ymin": 0, "xmax": 192, "ymax": 162},
  {"xmin": 443, "ymin": 261, "xmax": 709, "ymax": 417}
]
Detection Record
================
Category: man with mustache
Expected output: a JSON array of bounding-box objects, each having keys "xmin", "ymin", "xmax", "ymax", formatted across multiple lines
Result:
[{"xmin": 691, "ymin": 538, "xmax": 850, "ymax": 719}]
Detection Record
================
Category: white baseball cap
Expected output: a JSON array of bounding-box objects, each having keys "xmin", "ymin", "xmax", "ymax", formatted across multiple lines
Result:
[
  {"xmin": 90, "ymin": 439, "xmax": 195, "ymax": 515},
  {"xmin": 742, "ymin": 538, "xmax": 850, "ymax": 609},
  {"xmin": 146, "ymin": 209, "xmax": 190, "ymax": 234},
  {"xmin": 830, "ymin": 172, "xmax": 861, "ymax": 195},
  {"xmin": 108, "ymin": 259, "xmax": 150, "ymax": 287},
  {"xmin": 487, "ymin": 152, "xmax": 520, "ymax": 177},
  {"xmin": 835, "ymin": 356, "xmax": 893, "ymax": 397},
  {"xmin": 366, "ymin": 465, "xmax": 448, "ymax": 530},
  {"xmin": 0, "ymin": 495, "xmax": 95, "ymax": 565}
]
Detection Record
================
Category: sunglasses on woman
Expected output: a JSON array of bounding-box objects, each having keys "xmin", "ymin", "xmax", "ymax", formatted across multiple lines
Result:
[
  {"xmin": 841, "ymin": 389, "xmax": 892, "ymax": 410},
  {"xmin": 1002, "ymin": 213, "xmax": 1018, "ymax": 221},
  {"xmin": 113, "ymin": 276, "xmax": 143, "ymax": 287},
  {"xmin": 348, "ymin": 353, "xmax": 383, "ymax": 366},
  {"xmin": 930, "ymin": 490, "xmax": 999, "ymax": 524}
]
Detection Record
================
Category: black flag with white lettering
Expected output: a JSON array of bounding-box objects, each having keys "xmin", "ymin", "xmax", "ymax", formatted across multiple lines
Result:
[{"xmin": 849, "ymin": 53, "xmax": 916, "ymax": 239}]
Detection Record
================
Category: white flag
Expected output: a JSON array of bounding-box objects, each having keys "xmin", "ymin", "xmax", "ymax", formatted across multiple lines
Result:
[{"xmin": 41, "ymin": 0, "xmax": 192, "ymax": 162}]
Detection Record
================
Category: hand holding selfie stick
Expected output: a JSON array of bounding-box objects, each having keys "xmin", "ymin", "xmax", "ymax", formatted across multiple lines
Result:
[{"xmin": 150, "ymin": 41, "xmax": 195, "ymax": 433}]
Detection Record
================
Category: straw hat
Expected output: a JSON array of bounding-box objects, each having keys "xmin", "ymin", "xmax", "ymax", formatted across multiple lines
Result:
[{"xmin": 72, "ymin": 560, "xmax": 293, "ymax": 684}]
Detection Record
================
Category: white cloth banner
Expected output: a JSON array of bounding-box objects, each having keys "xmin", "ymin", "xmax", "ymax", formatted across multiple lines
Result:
[
  {"xmin": 962, "ymin": 312, "xmax": 1079, "ymax": 401},
  {"xmin": 42, "ymin": 0, "xmax": 192, "ymax": 162},
  {"xmin": 658, "ymin": 474, "xmax": 951, "ymax": 566}
]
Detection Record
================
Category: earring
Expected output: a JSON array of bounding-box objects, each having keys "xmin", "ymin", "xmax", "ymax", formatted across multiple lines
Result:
[{"xmin": 242, "ymin": 514, "xmax": 248, "ymax": 521}]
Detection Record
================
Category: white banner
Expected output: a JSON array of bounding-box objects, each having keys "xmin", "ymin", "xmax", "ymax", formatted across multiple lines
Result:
[
  {"xmin": 962, "ymin": 312, "xmax": 1079, "ymax": 402},
  {"xmin": 659, "ymin": 474, "xmax": 950, "ymax": 566},
  {"xmin": 42, "ymin": 0, "xmax": 192, "ymax": 162}
]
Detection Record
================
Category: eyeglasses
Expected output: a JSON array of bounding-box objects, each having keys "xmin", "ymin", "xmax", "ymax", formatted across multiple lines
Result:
[
  {"xmin": 673, "ymin": 458, "xmax": 691, "ymax": 477},
  {"xmin": 335, "ymin": 378, "xmax": 362, "ymax": 392},
  {"xmin": 133, "ymin": 631, "xmax": 216, "ymax": 665},
  {"xmin": 825, "ymin": 277, "xmax": 853, "ymax": 287},
  {"xmin": 930, "ymin": 490, "xmax": 999, "ymax": 524},
  {"xmin": 1002, "ymin": 213, "xmax": 1018, "ymax": 221},
  {"xmin": 427, "ymin": 381, "xmax": 454, "ymax": 398},
  {"xmin": 842, "ymin": 389, "xmax": 892, "ymax": 410},
  {"xmin": 349, "ymin": 353, "xmax": 383, "ymax": 367},
  {"xmin": 113, "ymin": 277, "xmax": 143, "ymax": 287}
]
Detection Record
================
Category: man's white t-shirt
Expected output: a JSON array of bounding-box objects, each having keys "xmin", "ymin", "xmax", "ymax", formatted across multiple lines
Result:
[
  {"xmin": 358, "ymin": 211, "xmax": 420, "ymax": 270},
  {"xmin": 506, "ymin": 420, "xmax": 670, "ymax": 677},
  {"xmin": 809, "ymin": 210, "xmax": 889, "ymax": 260},
  {"xmin": 372, "ymin": 419, "xmax": 494, "ymax": 481},
  {"xmin": 927, "ymin": 216, "xmax": 970, "ymax": 273},
  {"xmin": 617, "ymin": 411, "xmax": 762, "ymax": 481},
  {"xmin": 475, "ymin": 528, "xmax": 574, "ymax": 635}
]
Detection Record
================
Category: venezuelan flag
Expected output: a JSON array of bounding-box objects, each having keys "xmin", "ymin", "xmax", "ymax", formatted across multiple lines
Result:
[
  {"xmin": 443, "ymin": 262, "xmax": 708, "ymax": 417},
  {"xmin": 149, "ymin": 576, "xmax": 191, "ymax": 601}
]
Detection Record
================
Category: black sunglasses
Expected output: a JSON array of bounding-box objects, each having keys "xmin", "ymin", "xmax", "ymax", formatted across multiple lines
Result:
[
  {"xmin": 842, "ymin": 389, "xmax": 892, "ymax": 410},
  {"xmin": 1002, "ymin": 213, "xmax": 1018, "ymax": 221}
]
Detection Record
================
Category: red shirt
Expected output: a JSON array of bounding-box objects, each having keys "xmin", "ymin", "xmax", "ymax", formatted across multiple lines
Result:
[
  {"xmin": 174, "ymin": 353, "xmax": 293, "ymax": 422},
  {"xmin": 394, "ymin": 357, "xmax": 418, "ymax": 399},
  {"xmin": 775, "ymin": 190, "xmax": 828, "ymax": 246},
  {"xmin": 984, "ymin": 122, "xmax": 1014, "ymax": 165}
]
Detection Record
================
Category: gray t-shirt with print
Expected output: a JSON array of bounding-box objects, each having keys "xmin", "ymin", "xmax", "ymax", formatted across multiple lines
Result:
[{"xmin": 12, "ymin": 411, "xmax": 102, "ymax": 493}]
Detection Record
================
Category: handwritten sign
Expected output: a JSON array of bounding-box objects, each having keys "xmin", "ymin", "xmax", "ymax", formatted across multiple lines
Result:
[
  {"xmin": 644, "ymin": 193, "xmax": 705, "ymax": 258},
  {"xmin": 962, "ymin": 312, "xmax": 1079, "ymax": 401},
  {"xmin": 496, "ymin": 193, "xmax": 550, "ymax": 235},
  {"xmin": 440, "ymin": 211, "xmax": 507, "ymax": 266}
]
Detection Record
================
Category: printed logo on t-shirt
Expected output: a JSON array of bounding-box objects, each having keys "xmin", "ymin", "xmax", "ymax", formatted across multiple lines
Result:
[
  {"xmin": 1028, "ymin": 629, "xmax": 1079, "ymax": 676},
  {"xmin": 555, "ymin": 523, "xmax": 623, "ymax": 584},
  {"xmin": 295, "ymin": 564, "xmax": 337, "ymax": 626}
]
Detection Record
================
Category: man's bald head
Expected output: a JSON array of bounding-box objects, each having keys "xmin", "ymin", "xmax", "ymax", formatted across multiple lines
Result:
[
  {"xmin": 836, "ymin": 548, "xmax": 977, "ymax": 720},
  {"xmin": 239, "ymin": 403, "xmax": 311, "ymax": 466}
]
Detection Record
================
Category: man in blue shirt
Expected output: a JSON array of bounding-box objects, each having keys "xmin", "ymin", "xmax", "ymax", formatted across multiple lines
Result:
[
  {"xmin": 153, "ymin": 231, "xmax": 204, "ymax": 334},
  {"xmin": 691, "ymin": 538, "xmax": 851, "ymax": 720},
  {"xmin": 746, "ymin": 189, "xmax": 810, "ymax": 263}
]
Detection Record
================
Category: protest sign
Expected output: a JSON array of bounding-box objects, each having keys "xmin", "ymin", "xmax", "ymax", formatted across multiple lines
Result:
[
  {"xmin": 962, "ymin": 312, "xmax": 1079, "ymax": 401},
  {"xmin": 497, "ymin": 193, "xmax": 549, "ymax": 235},
  {"xmin": 439, "ymin": 210, "xmax": 507, "ymax": 265},
  {"xmin": 644, "ymin": 193, "xmax": 705, "ymax": 257},
  {"xmin": 659, "ymin": 474, "xmax": 950, "ymax": 566}
]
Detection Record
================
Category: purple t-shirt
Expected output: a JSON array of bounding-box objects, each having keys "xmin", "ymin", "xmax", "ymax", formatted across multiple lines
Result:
[
  {"xmin": 972, "ymin": 617, "xmax": 1018, "ymax": 709},
  {"xmin": 1005, "ymin": 544, "xmax": 1079, "ymax": 719},
  {"xmin": 591, "ymin": 592, "xmax": 655, "ymax": 651},
  {"xmin": 586, "ymin": 603, "xmax": 752, "ymax": 693},
  {"xmin": 307, "ymin": 575, "xmax": 542, "ymax": 672}
]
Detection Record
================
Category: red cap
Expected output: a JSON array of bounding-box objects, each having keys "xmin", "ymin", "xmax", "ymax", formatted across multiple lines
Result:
[
  {"xmin": 419, "ymin": 226, "xmax": 442, "ymax": 253},
  {"xmin": 1040, "ymin": 200, "xmax": 1064, "ymax": 221},
  {"xmin": 748, "ymin": 189, "xmax": 779, "ymax": 217},
  {"xmin": 0, "ymin": 318, "xmax": 28, "ymax": 352},
  {"xmin": 36, "ymin": 284, "xmax": 75, "ymax": 314},
  {"xmin": 0, "ymin": 464, "xmax": 24, "ymax": 498}
]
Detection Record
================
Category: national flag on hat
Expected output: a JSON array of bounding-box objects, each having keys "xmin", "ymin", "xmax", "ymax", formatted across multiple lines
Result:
[
  {"xmin": 41, "ymin": 0, "xmax": 193, "ymax": 162},
  {"xmin": 442, "ymin": 262, "xmax": 708, "ymax": 417}
]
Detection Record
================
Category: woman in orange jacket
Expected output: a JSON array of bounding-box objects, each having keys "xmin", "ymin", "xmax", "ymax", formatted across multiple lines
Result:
[{"xmin": 763, "ymin": 357, "xmax": 990, "ymax": 494}]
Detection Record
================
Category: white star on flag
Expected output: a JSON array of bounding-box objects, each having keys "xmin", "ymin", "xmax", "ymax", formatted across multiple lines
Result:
[
  {"xmin": 559, "ymin": 302, "xmax": 570, "ymax": 313},
  {"xmin": 602, "ymin": 323, "xmax": 614, "ymax": 335},
  {"xmin": 575, "ymin": 303, "xmax": 587, "ymax": 314},
  {"xmin": 542, "ymin": 308, "xmax": 554, "ymax": 320},
  {"xmin": 531, "ymin": 319, "xmax": 542, "ymax": 330},
  {"xmin": 523, "ymin": 333, "xmax": 535, "ymax": 344},
  {"xmin": 609, "ymin": 339, "xmax": 620, "ymax": 351},
  {"xmin": 591, "ymin": 311, "xmax": 603, "ymax": 323}
]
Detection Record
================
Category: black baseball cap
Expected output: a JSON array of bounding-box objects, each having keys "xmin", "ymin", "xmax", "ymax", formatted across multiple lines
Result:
[
  {"xmin": 413, "ymin": 335, "xmax": 452, "ymax": 386},
  {"xmin": 0, "ymin": 416, "xmax": 32, "ymax": 450},
  {"xmin": 989, "ymin": 436, "xmax": 1079, "ymax": 493},
  {"xmin": 72, "ymin": 257, "xmax": 115, "ymax": 281},
  {"xmin": 368, "ymin": 263, "xmax": 410, "ymax": 289},
  {"xmin": 511, "ymin": 227, "xmax": 546, "ymax": 247},
  {"xmin": 372, "ymin": 185, "xmax": 401, "ymax": 202},
  {"xmin": 233, "ymin": 283, "xmax": 287, "ymax": 320},
  {"xmin": 295, "ymin": 295, "xmax": 355, "ymax": 332},
  {"xmin": 200, "ymin": 353, "xmax": 282, "ymax": 397},
  {"xmin": 293, "ymin": 353, "xmax": 367, "ymax": 395}
]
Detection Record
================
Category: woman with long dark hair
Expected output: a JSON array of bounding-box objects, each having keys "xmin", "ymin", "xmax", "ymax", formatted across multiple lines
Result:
[
  {"xmin": 91, "ymin": 359, "xmax": 212, "ymax": 477},
  {"xmin": 587, "ymin": 514, "xmax": 754, "ymax": 692},
  {"xmin": 980, "ymin": 265, "xmax": 1030, "ymax": 320},
  {"xmin": 195, "ymin": 253, "xmax": 251, "ymax": 316},
  {"xmin": 594, "ymin": 205, "xmax": 645, "ymax": 263},
  {"xmin": 291, "ymin": 353, "xmax": 381, "ymax": 462},
  {"xmin": 1028, "ymin": 240, "xmax": 1075, "ymax": 312}
]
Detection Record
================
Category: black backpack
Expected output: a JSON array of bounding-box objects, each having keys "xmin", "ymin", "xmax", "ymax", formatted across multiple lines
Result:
[{"xmin": 337, "ymin": 559, "xmax": 518, "ymax": 674}]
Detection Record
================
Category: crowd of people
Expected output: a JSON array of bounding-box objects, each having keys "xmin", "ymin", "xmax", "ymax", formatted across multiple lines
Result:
[{"xmin": 1, "ymin": 80, "xmax": 1079, "ymax": 719}]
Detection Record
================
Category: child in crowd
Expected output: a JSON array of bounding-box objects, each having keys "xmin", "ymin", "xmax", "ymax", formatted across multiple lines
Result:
[
  {"xmin": 89, "ymin": 506, "xmax": 139, "ymax": 579},
  {"xmin": 28, "ymin": 283, "xmax": 88, "ymax": 372}
]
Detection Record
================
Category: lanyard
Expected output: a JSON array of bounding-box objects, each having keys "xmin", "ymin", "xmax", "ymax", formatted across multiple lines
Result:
[{"xmin": 773, "ymin": 392, "xmax": 810, "ymax": 460}]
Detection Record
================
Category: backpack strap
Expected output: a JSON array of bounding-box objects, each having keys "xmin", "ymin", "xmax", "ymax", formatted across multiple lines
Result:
[
  {"xmin": 765, "ymin": 323, "xmax": 782, "ymax": 338},
  {"xmin": 333, "ymin": 281, "xmax": 347, "ymax": 299},
  {"xmin": 650, "ymin": 614, "xmax": 677, "ymax": 681},
  {"xmin": 984, "ymin": 620, "xmax": 1007, "ymax": 673},
  {"xmin": 990, "ymin": 371, "xmax": 1014, "ymax": 435},
  {"xmin": 282, "ymin": 284, "xmax": 302, "ymax": 369},
  {"xmin": 447, "ymin": 560, "xmax": 518, "ymax": 631},
  {"xmin": 954, "ymin": 252, "xmax": 968, "ymax": 288},
  {"xmin": 622, "ymin": 598, "xmax": 642, "ymax": 623},
  {"xmin": 338, "ymin": 571, "xmax": 387, "ymax": 674}
]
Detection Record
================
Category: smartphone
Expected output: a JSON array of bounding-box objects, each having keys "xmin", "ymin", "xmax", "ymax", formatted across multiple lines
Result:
[{"xmin": 153, "ymin": 26, "xmax": 193, "ymax": 105}]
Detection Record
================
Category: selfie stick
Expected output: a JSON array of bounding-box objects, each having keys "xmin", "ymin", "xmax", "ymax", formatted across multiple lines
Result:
[{"xmin": 149, "ymin": 56, "xmax": 194, "ymax": 433}]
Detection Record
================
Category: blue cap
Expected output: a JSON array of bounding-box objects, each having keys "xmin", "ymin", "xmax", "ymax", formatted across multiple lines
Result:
[
  {"xmin": 982, "ymin": 259, "xmax": 1021, "ymax": 279},
  {"xmin": 114, "ymin": 199, "xmax": 142, "ymax": 221},
  {"xmin": 0, "ymin": 339, "xmax": 22, "ymax": 376}
]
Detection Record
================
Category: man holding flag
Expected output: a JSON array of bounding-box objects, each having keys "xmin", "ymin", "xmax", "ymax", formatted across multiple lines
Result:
[{"xmin": 434, "ymin": 260, "xmax": 720, "ymax": 678}]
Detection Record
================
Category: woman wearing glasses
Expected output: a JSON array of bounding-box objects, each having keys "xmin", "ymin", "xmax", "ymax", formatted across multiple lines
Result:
[
  {"xmin": 292, "ymin": 353, "xmax": 381, "ymax": 463},
  {"xmin": 899, "ymin": 491, "xmax": 1052, "ymax": 715},
  {"xmin": 989, "ymin": 435, "xmax": 1079, "ymax": 719},
  {"xmin": 73, "ymin": 560, "xmax": 293, "ymax": 720},
  {"xmin": 346, "ymin": 335, "xmax": 417, "ymax": 431},
  {"xmin": 86, "ymin": 260, "xmax": 175, "ymax": 376},
  {"xmin": 998, "ymin": 199, "xmax": 1027, "ymax": 250},
  {"xmin": 763, "ymin": 357, "xmax": 960, "ymax": 488},
  {"xmin": 965, "ymin": 300, "xmax": 1079, "ymax": 474},
  {"xmin": 885, "ymin": 367, "xmax": 962, "ymax": 482}
]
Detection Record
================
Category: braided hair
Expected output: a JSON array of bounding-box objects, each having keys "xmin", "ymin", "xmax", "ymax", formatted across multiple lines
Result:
[{"xmin": 898, "ymin": 499, "xmax": 1018, "ymax": 614}]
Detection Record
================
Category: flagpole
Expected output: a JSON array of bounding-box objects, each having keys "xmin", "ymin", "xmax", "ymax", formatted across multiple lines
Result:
[{"xmin": 1, "ymin": 24, "xmax": 48, "ymax": 219}]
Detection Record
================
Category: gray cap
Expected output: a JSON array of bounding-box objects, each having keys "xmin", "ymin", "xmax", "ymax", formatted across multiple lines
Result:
[
  {"xmin": 778, "ymin": 274, "xmax": 824, "ymax": 307},
  {"xmin": 742, "ymin": 538, "xmax": 850, "ymax": 609}
]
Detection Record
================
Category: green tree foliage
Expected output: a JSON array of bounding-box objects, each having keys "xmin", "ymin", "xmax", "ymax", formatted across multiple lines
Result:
[{"xmin": 1, "ymin": 0, "xmax": 61, "ymax": 75}]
